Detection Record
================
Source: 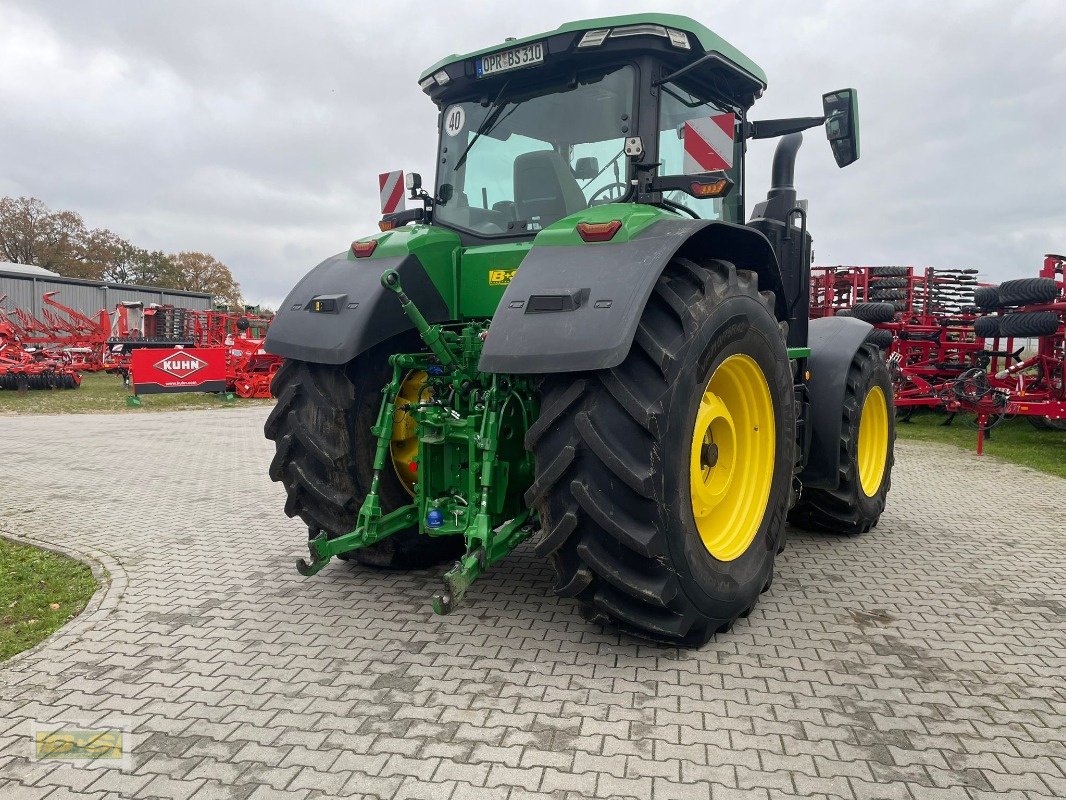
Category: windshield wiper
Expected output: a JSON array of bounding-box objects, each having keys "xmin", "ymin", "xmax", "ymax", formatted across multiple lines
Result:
[{"xmin": 453, "ymin": 81, "xmax": 511, "ymax": 172}]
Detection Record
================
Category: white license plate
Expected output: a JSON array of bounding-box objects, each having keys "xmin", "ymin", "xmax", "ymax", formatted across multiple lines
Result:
[{"xmin": 477, "ymin": 42, "xmax": 544, "ymax": 78}]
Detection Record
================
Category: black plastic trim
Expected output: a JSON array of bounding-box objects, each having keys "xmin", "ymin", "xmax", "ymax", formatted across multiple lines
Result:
[
  {"xmin": 479, "ymin": 217, "xmax": 782, "ymax": 373},
  {"xmin": 798, "ymin": 315, "xmax": 873, "ymax": 490},
  {"xmin": 263, "ymin": 252, "xmax": 449, "ymax": 365}
]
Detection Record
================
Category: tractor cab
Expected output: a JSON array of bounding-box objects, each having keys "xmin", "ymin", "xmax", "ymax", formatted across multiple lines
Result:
[
  {"xmin": 413, "ymin": 13, "xmax": 857, "ymax": 245},
  {"xmin": 418, "ymin": 14, "xmax": 766, "ymax": 239}
]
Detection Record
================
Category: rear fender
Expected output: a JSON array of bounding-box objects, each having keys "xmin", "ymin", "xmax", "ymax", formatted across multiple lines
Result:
[
  {"xmin": 479, "ymin": 217, "xmax": 784, "ymax": 374},
  {"xmin": 799, "ymin": 315, "xmax": 875, "ymax": 490},
  {"xmin": 264, "ymin": 251, "xmax": 450, "ymax": 365}
]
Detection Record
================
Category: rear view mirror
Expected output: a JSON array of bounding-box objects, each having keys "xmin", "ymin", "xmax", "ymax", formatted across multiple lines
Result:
[
  {"xmin": 573, "ymin": 157, "xmax": 599, "ymax": 180},
  {"xmin": 822, "ymin": 88, "xmax": 860, "ymax": 167}
]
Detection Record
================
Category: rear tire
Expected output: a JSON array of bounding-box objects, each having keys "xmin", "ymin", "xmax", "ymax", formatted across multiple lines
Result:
[
  {"xmin": 265, "ymin": 349, "xmax": 463, "ymax": 570},
  {"xmin": 789, "ymin": 344, "xmax": 894, "ymax": 534},
  {"xmin": 527, "ymin": 257, "xmax": 794, "ymax": 646}
]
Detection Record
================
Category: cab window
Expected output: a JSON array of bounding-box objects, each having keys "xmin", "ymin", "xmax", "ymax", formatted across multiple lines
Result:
[{"xmin": 658, "ymin": 83, "xmax": 742, "ymax": 222}]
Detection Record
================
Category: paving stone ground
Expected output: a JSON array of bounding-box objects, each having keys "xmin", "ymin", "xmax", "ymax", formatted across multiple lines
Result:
[{"xmin": 1, "ymin": 407, "xmax": 1064, "ymax": 800}]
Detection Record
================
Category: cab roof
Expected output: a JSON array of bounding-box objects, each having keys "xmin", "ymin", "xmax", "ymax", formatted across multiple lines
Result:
[{"xmin": 418, "ymin": 13, "xmax": 767, "ymax": 102}]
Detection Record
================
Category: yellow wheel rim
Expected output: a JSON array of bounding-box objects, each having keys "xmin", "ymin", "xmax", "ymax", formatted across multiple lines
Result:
[
  {"xmin": 689, "ymin": 354, "xmax": 776, "ymax": 562},
  {"xmin": 390, "ymin": 370, "xmax": 428, "ymax": 496},
  {"xmin": 857, "ymin": 384, "xmax": 889, "ymax": 497}
]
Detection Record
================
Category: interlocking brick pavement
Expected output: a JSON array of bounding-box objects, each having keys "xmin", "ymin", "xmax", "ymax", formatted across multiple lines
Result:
[{"xmin": 1, "ymin": 407, "xmax": 1064, "ymax": 799}]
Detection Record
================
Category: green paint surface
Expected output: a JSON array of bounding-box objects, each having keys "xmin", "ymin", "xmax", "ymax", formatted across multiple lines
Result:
[
  {"xmin": 356, "ymin": 224, "xmax": 463, "ymax": 315},
  {"xmin": 419, "ymin": 13, "xmax": 766, "ymax": 89},
  {"xmin": 457, "ymin": 241, "xmax": 532, "ymax": 319},
  {"xmin": 533, "ymin": 202, "xmax": 672, "ymax": 246}
]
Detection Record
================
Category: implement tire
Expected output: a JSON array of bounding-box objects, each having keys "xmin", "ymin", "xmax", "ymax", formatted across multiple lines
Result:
[
  {"xmin": 864, "ymin": 328, "xmax": 894, "ymax": 350},
  {"xmin": 973, "ymin": 286, "xmax": 1001, "ymax": 309},
  {"xmin": 851, "ymin": 302, "xmax": 897, "ymax": 324},
  {"xmin": 871, "ymin": 266, "xmax": 908, "ymax": 277},
  {"xmin": 789, "ymin": 344, "xmax": 894, "ymax": 534},
  {"xmin": 999, "ymin": 311, "xmax": 1061, "ymax": 338},
  {"xmin": 527, "ymin": 258, "xmax": 794, "ymax": 646},
  {"xmin": 973, "ymin": 315, "xmax": 1000, "ymax": 339},
  {"xmin": 998, "ymin": 277, "xmax": 1059, "ymax": 307},
  {"xmin": 265, "ymin": 348, "xmax": 463, "ymax": 570}
]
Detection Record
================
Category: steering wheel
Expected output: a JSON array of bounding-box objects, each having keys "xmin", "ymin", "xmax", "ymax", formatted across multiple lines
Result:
[{"xmin": 587, "ymin": 182, "xmax": 629, "ymax": 206}]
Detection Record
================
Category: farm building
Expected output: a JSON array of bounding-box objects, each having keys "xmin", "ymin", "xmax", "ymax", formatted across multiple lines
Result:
[{"xmin": 0, "ymin": 262, "xmax": 212, "ymax": 318}]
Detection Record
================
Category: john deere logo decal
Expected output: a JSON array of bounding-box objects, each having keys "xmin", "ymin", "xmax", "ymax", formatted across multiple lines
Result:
[{"xmin": 154, "ymin": 353, "xmax": 207, "ymax": 379}]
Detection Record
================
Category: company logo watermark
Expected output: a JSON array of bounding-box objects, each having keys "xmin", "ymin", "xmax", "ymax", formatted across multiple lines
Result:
[{"xmin": 30, "ymin": 722, "xmax": 133, "ymax": 769}]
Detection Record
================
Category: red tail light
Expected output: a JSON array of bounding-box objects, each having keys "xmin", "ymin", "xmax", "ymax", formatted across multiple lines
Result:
[
  {"xmin": 576, "ymin": 220, "xmax": 622, "ymax": 243},
  {"xmin": 351, "ymin": 239, "xmax": 378, "ymax": 258}
]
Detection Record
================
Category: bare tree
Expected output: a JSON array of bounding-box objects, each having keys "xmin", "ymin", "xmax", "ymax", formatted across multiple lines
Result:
[{"xmin": 1, "ymin": 197, "xmax": 243, "ymax": 305}]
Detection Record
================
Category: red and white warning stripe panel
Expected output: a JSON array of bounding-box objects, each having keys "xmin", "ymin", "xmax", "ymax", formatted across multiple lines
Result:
[
  {"xmin": 682, "ymin": 113, "xmax": 736, "ymax": 174},
  {"xmin": 378, "ymin": 170, "xmax": 406, "ymax": 215}
]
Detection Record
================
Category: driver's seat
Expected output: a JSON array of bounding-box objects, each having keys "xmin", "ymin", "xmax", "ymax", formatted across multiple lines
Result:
[{"xmin": 513, "ymin": 151, "xmax": 587, "ymax": 227}]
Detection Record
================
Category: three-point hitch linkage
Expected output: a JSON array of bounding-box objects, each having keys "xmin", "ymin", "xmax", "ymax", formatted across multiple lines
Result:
[{"xmin": 297, "ymin": 269, "xmax": 537, "ymax": 613}]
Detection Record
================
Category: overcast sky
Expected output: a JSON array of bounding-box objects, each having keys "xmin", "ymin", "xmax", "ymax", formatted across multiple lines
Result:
[{"xmin": 2, "ymin": 1, "xmax": 1064, "ymax": 306}]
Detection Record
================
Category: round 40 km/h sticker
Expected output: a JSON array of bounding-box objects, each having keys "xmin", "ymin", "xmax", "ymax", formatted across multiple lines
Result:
[{"xmin": 444, "ymin": 106, "xmax": 465, "ymax": 136}]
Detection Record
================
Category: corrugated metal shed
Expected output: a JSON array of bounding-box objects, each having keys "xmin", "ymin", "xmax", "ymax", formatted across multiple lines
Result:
[{"xmin": 0, "ymin": 262, "xmax": 212, "ymax": 318}]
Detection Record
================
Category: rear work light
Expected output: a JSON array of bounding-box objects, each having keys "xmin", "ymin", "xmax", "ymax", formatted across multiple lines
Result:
[
  {"xmin": 667, "ymin": 29, "xmax": 690, "ymax": 49},
  {"xmin": 351, "ymin": 239, "xmax": 378, "ymax": 258},
  {"xmin": 578, "ymin": 29, "xmax": 610, "ymax": 47},
  {"xmin": 610, "ymin": 24, "xmax": 669, "ymax": 40},
  {"xmin": 576, "ymin": 220, "xmax": 622, "ymax": 243}
]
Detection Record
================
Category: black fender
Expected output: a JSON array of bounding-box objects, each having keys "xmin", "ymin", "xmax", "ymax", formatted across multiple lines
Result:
[
  {"xmin": 798, "ymin": 315, "xmax": 875, "ymax": 490},
  {"xmin": 479, "ymin": 218, "xmax": 784, "ymax": 374},
  {"xmin": 263, "ymin": 251, "xmax": 449, "ymax": 365}
]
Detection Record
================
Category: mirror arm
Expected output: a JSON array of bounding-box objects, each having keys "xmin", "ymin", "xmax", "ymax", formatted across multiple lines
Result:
[{"xmin": 742, "ymin": 116, "xmax": 825, "ymax": 140}]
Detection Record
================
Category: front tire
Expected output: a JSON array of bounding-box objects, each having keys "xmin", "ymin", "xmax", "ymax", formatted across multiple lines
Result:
[
  {"xmin": 789, "ymin": 344, "xmax": 895, "ymax": 534},
  {"xmin": 264, "ymin": 346, "xmax": 463, "ymax": 569},
  {"xmin": 527, "ymin": 258, "xmax": 795, "ymax": 646}
]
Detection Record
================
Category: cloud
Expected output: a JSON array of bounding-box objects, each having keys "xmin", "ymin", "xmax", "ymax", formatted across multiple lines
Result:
[{"xmin": 2, "ymin": 0, "xmax": 1064, "ymax": 306}]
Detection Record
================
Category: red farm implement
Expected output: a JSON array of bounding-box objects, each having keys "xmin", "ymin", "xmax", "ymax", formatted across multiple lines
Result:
[
  {"xmin": 0, "ymin": 295, "xmax": 81, "ymax": 390},
  {"xmin": 812, "ymin": 258, "xmax": 1066, "ymax": 450},
  {"xmin": 184, "ymin": 310, "xmax": 279, "ymax": 398},
  {"xmin": 959, "ymin": 254, "xmax": 1066, "ymax": 444},
  {"xmin": 3, "ymin": 291, "xmax": 280, "ymax": 398},
  {"xmin": 811, "ymin": 266, "xmax": 987, "ymax": 413},
  {"xmin": 123, "ymin": 307, "xmax": 281, "ymax": 399}
]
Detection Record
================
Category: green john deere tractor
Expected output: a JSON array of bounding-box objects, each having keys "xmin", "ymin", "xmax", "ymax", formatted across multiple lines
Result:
[{"xmin": 264, "ymin": 13, "xmax": 895, "ymax": 645}]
